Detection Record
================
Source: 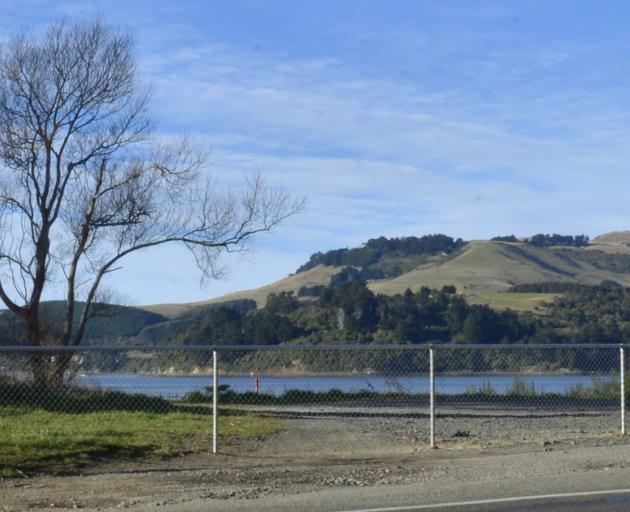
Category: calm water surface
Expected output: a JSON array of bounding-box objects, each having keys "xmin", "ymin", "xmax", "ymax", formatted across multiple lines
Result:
[{"xmin": 75, "ymin": 373, "xmax": 601, "ymax": 398}]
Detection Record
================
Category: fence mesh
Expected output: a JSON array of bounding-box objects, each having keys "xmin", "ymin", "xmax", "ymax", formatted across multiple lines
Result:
[
  {"xmin": 431, "ymin": 346, "xmax": 622, "ymax": 449},
  {"xmin": 0, "ymin": 344, "xmax": 627, "ymax": 476}
]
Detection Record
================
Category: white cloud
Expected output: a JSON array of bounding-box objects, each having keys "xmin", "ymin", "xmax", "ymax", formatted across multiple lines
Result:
[{"xmin": 3, "ymin": 1, "xmax": 630, "ymax": 304}]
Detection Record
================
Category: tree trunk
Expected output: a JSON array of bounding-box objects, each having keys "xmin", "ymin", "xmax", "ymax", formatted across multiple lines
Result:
[{"xmin": 29, "ymin": 353, "xmax": 73, "ymax": 387}]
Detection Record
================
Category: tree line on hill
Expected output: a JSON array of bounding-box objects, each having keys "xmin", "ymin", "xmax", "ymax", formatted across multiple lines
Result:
[
  {"xmin": 168, "ymin": 283, "xmax": 530, "ymax": 348},
  {"xmin": 295, "ymin": 233, "xmax": 598, "ymax": 284},
  {"xmin": 509, "ymin": 280, "xmax": 623, "ymax": 293},
  {"xmin": 297, "ymin": 233, "xmax": 594, "ymax": 277},
  {"xmin": 6, "ymin": 277, "xmax": 630, "ymax": 373},
  {"xmin": 296, "ymin": 234, "xmax": 466, "ymax": 273},
  {"xmin": 167, "ymin": 279, "xmax": 630, "ymax": 350},
  {"xmin": 141, "ymin": 278, "xmax": 630, "ymax": 373},
  {"xmin": 491, "ymin": 234, "xmax": 590, "ymax": 247}
]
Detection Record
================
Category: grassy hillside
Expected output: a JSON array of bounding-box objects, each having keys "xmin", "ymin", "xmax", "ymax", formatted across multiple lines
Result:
[
  {"xmin": 141, "ymin": 265, "xmax": 342, "ymax": 316},
  {"xmin": 0, "ymin": 302, "xmax": 167, "ymax": 345},
  {"xmin": 369, "ymin": 240, "xmax": 630, "ymax": 296},
  {"xmin": 465, "ymin": 291, "xmax": 559, "ymax": 312},
  {"xmin": 195, "ymin": 234, "xmax": 630, "ymax": 314},
  {"xmin": 8, "ymin": 232, "xmax": 630, "ymax": 347},
  {"xmin": 592, "ymin": 231, "xmax": 630, "ymax": 246}
]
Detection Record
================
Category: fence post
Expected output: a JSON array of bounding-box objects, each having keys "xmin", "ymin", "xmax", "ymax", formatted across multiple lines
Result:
[
  {"xmin": 213, "ymin": 350, "xmax": 219, "ymax": 454},
  {"xmin": 621, "ymin": 346, "xmax": 626, "ymax": 436},
  {"xmin": 429, "ymin": 346, "xmax": 435, "ymax": 448}
]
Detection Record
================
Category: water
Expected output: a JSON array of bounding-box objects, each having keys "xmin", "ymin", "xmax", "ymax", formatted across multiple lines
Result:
[{"xmin": 75, "ymin": 373, "xmax": 602, "ymax": 398}]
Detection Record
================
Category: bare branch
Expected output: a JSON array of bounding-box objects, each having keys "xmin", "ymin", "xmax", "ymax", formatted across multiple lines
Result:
[{"xmin": 0, "ymin": 19, "xmax": 304, "ymax": 384}]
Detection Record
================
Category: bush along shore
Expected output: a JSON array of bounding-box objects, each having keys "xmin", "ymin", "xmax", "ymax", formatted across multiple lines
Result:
[{"xmin": 180, "ymin": 375, "xmax": 628, "ymax": 407}]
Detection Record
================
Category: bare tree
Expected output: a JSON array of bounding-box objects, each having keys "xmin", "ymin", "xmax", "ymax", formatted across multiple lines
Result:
[{"xmin": 0, "ymin": 20, "xmax": 304, "ymax": 385}]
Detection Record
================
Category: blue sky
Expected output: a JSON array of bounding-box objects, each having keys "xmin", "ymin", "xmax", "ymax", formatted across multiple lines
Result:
[{"xmin": 3, "ymin": 0, "xmax": 630, "ymax": 305}]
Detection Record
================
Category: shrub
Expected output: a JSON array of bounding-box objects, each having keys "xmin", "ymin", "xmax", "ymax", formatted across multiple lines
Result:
[{"xmin": 0, "ymin": 377, "xmax": 173, "ymax": 413}]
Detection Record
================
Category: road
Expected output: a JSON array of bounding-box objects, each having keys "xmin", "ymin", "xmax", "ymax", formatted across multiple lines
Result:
[
  {"xmin": 153, "ymin": 467, "xmax": 630, "ymax": 512},
  {"xmin": 339, "ymin": 492, "xmax": 630, "ymax": 512},
  {"xmin": 5, "ymin": 415, "xmax": 630, "ymax": 511}
]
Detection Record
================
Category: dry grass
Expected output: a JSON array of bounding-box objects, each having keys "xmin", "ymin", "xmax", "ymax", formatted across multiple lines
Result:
[
  {"xmin": 369, "ymin": 241, "xmax": 630, "ymax": 297},
  {"xmin": 465, "ymin": 291, "xmax": 558, "ymax": 312},
  {"xmin": 140, "ymin": 265, "xmax": 342, "ymax": 316},
  {"xmin": 141, "ymin": 235, "xmax": 630, "ymax": 317}
]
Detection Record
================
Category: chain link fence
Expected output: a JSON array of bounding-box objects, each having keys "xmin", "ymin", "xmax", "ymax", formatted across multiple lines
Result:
[{"xmin": 0, "ymin": 344, "xmax": 627, "ymax": 475}]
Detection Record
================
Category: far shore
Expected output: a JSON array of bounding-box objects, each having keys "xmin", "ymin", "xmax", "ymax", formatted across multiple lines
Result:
[{"xmin": 74, "ymin": 368, "xmax": 605, "ymax": 378}]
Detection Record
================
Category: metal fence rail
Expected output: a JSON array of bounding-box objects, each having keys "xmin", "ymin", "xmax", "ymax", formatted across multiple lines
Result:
[
  {"xmin": 0, "ymin": 343, "xmax": 627, "ymax": 469},
  {"xmin": 1, "ymin": 343, "xmax": 629, "ymax": 351}
]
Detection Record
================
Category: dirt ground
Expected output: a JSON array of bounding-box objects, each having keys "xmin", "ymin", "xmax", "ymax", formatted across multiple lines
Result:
[{"xmin": 1, "ymin": 406, "xmax": 629, "ymax": 511}]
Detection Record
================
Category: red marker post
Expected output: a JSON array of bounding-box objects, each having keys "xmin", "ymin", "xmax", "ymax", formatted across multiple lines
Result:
[{"xmin": 254, "ymin": 368, "xmax": 260, "ymax": 394}]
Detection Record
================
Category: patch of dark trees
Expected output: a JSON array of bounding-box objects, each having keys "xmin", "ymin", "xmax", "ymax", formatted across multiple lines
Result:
[
  {"xmin": 492, "ymin": 234, "xmax": 590, "ymax": 247},
  {"xmin": 566, "ymin": 249, "xmax": 630, "ymax": 274},
  {"xmin": 172, "ymin": 279, "xmax": 630, "ymax": 352},
  {"xmin": 509, "ymin": 280, "xmax": 623, "ymax": 294},
  {"xmin": 296, "ymin": 234, "xmax": 466, "ymax": 273},
  {"xmin": 172, "ymin": 283, "xmax": 533, "ymax": 349}
]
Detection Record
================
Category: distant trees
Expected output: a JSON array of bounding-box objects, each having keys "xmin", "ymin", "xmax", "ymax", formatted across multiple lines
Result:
[
  {"xmin": 509, "ymin": 281, "xmax": 624, "ymax": 294},
  {"xmin": 0, "ymin": 20, "xmax": 303, "ymax": 385},
  {"xmin": 137, "ymin": 279, "xmax": 630, "ymax": 373},
  {"xmin": 527, "ymin": 234, "xmax": 589, "ymax": 248},
  {"xmin": 298, "ymin": 233, "xmax": 594, "ymax": 276},
  {"xmin": 329, "ymin": 267, "xmax": 365, "ymax": 287},
  {"xmin": 279, "ymin": 281, "xmax": 630, "ymax": 346},
  {"xmin": 296, "ymin": 234, "xmax": 466, "ymax": 273},
  {"xmin": 568, "ymin": 250, "xmax": 630, "ymax": 274},
  {"xmin": 265, "ymin": 291, "xmax": 300, "ymax": 315},
  {"xmin": 509, "ymin": 282, "xmax": 595, "ymax": 293},
  {"xmin": 297, "ymin": 285, "xmax": 326, "ymax": 298},
  {"xmin": 320, "ymin": 282, "xmax": 379, "ymax": 331},
  {"xmin": 491, "ymin": 234, "xmax": 590, "ymax": 247},
  {"xmin": 546, "ymin": 286, "xmax": 630, "ymax": 345},
  {"xmin": 174, "ymin": 282, "xmax": 538, "ymax": 348},
  {"xmin": 491, "ymin": 235, "xmax": 518, "ymax": 242}
]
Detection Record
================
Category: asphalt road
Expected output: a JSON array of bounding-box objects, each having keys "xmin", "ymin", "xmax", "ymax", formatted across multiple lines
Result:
[
  {"xmin": 450, "ymin": 494, "xmax": 630, "ymax": 512},
  {"xmin": 154, "ymin": 468, "xmax": 630, "ymax": 512},
  {"xmin": 339, "ymin": 491, "xmax": 630, "ymax": 512}
]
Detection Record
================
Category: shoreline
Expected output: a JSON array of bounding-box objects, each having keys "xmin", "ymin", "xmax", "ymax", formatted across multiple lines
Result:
[{"xmin": 75, "ymin": 370, "xmax": 608, "ymax": 378}]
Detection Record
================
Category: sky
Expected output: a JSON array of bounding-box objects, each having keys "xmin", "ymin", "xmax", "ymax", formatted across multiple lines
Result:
[{"xmin": 2, "ymin": 0, "xmax": 630, "ymax": 306}]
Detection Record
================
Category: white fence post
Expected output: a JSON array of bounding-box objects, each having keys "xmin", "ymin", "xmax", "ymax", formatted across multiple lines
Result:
[
  {"xmin": 213, "ymin": 350, "xmax": 219, "ymax": 453},
  {"xmin": 621, "ymin": 346, "xmax": 626, "ymax": 435},
  {"xmin": 429, "ymin": 346, "xmax": 435, "ymax": 448}
]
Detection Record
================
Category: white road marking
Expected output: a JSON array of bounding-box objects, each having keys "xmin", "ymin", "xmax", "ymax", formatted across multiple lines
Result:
[{"xmin": 338, "ymin": 488, "xmax": 630, "ymax": 512}]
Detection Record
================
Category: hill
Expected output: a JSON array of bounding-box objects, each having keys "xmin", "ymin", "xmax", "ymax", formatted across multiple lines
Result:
[
  {"xmin": 127, "ymin": 280, "xmax": 630, "ymax": 374},
  {"xmin": 369, "ymin": 240, "xmax": 630, "ymax": 294},
  {"xmin": 0, "ymin": 302, "xmax": 167, "ymax": 345},
  {"xmin": 142, "ymin": 265, "xmax": 342, "ymax": 316},
  {"xmin": 184, "ymin": 232, "xmax": 630, "ymax": 313},
  {"xmin": 6, "ymin": 231, "xmax": 630, "ymax": 369},
  {"xmin": 592, "ymin": 231, "xmax": 630, "ymax": 246}
]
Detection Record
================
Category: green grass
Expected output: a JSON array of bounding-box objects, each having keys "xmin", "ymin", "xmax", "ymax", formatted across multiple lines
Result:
[
  {"xmin": 0, "ymin": 406, "xmax": 279, "ymax": 477},
  {"xmin": 465, "ymin": 291, "xmax": 558, "ymax": 312},
  {"xmin": 370, "ymin": 240, "xmax": 630, "ymax": 298},
  {"xmin": 369, "ymin": 241, "xmax": 571, "ymax": 297}
]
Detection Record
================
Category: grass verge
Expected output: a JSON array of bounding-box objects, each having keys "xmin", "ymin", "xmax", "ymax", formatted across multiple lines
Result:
[{"xmin": 0, "ymin": 406, "xmax": 279, "ymax": 477}]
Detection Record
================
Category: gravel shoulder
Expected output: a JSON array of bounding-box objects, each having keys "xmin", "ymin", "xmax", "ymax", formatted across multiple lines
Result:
[{"xmin": 1, "ymin": 406, "xmax": 628, "ymax": 511}]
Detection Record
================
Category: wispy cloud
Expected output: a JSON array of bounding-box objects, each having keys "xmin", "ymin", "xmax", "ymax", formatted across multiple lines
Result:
[{"xmin": 3, "ymin": 0, "xmax": 630, "ymax": 304}]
